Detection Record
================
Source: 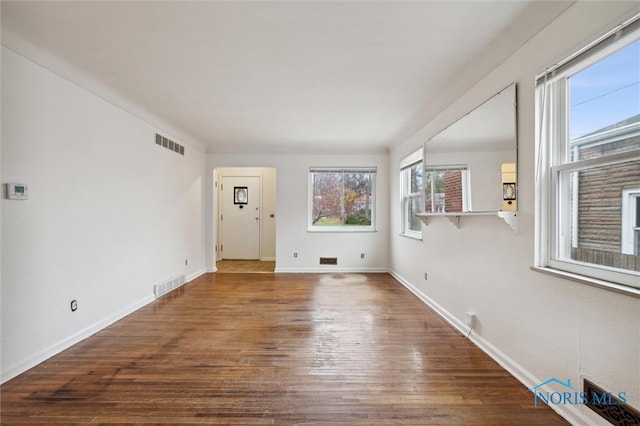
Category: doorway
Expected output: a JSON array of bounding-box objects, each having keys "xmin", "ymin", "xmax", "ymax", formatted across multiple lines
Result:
[{"xmin": 215, "ymin": 167, "xmax": 276, "ymax": 266}]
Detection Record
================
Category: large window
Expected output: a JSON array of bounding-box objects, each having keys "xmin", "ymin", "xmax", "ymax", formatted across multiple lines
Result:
[
  {"xmin": 309, "ymin": 168, "xmax": 376, "ymax": 231},
  {"xmin": 401, "ymin": 149, "xmax": 423, "ymax": 238},
  {"xmin": 535, "ymin": 16, "xmax": 639, "ymax": 292}
]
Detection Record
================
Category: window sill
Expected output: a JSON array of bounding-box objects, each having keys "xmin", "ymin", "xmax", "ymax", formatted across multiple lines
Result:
[
  {"xmin": 531, "ymin": 266, "xmax": 640, "ymax": 298},
  {"xmin": 307, "ymin": 228, "xmax": 377, "ymax": 233},
  {"xmin": 399, "ymin": 232, "xmax": 422, "ymax": 241}
]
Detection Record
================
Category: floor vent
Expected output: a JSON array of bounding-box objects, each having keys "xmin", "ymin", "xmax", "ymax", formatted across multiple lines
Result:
[
  {"xmin": 155, "ymin": 133, "xmax": 185, "ymax": 156},
  {"xmin": 584, "ymin": 378, "xmax": 640, "ymax": 425},
  {"xmin": 319, "ymin": 257, "xmax": 338, "ymax": 265},
  {"xmin": 154, "ymin": 273, "xmax": 186, "ymax": 299}
]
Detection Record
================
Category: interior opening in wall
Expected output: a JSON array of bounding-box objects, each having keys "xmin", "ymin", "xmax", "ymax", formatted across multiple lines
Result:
[{"xmin": 214, "ymin": 167, "xmax": 277, "ymax": 273}]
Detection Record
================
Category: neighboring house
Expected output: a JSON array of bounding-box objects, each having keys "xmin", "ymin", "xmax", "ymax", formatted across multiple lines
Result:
[{"xmin": 571, "ymin": 114, "xmax": 640, "ymax": 271}]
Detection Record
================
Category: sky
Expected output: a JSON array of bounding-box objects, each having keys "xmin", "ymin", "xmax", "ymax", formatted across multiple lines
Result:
[{"xmin": 569, "ymin": 39, "xmax": 640, "ymax": 140}]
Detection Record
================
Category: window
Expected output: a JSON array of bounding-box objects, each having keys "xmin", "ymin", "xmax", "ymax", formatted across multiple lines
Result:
[
  {"xmin": 401, "ymin": 149, "xmax": 423, "ymax": 238},
  {"xmin": 535, "ymin": 15, "xmax": 640, "ymax": 291},
  {"xmin": 424, "ymin": 165, "xmax": 471, "ymax": 213},
  {"xmin": 309, "ymin": 168, "xmax": 376, "ymax": 231}
]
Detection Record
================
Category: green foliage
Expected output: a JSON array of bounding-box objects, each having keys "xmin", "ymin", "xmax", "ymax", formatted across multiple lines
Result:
[{"xmin": 345, "ymin": 208, "xmax": 372, "ymax": 225}]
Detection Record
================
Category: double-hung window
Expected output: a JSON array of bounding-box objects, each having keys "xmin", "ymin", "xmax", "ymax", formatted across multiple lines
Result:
[
  {"xmin": 535, "ymin": 15, "xmax": 640, "ymax": 292},
  {"xmin": 309, "ymin": 167, "xmax": 376, "ymax": 231},
  {"xmin": 400, "ymin": 149, "xmax": 423, "ymax": 238}
]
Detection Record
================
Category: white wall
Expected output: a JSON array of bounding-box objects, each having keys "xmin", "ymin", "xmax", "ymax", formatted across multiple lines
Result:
[
  {"xmin": 390, "ymin": 2, "xmax": 640, "ymax": 425},
  {"xmin": 206, "ymin": 153, "xmax": 389, "ymax": 273},
  {"xmin": 1, "ymin": 47, "xmax": 207, "ymax": 382}
]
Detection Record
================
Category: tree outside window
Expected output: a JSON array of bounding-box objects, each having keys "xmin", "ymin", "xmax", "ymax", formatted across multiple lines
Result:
[{"xmin": 310, "ymin": 168, "xmax": 375, "ymax": 230}]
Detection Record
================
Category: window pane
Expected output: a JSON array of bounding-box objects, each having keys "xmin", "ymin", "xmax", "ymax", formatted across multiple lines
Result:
[
  {"xmin": 343, "ymin": 172, "xmax": 372, "ymax": 226},
  {"xmin": 410, "ymin": 164, "xmax": 423, "ymax": 193},
  {"xmin": 569, "ymin": 40, "xmax": 640, "ymax": 161},
  {"xmin": 557, "ymin": 160, "xmax": 640, "ymax": 272},
  {"xmin": 311, "ymin": 170, "xmax": 374, "ymax": 228},
  {"xmin": 425, "ymin": 170, "xmax": 444, "ymax": 213},
  {"xmin": 312, "ymin": 172, "xmax": 343, "ymax": 226},
  {"xmin": 425, "ymin": 169, "xmax": 468, "ymax": 213},
  {"xmin": 408, "ymin": 196, "xmax": 422, "ymax": 231}
]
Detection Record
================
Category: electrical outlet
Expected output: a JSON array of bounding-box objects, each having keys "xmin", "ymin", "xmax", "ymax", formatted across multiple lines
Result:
[
  {"xmin": 185, "ymin": 259, "xmax": 188, "ymax": 266},
  {"xmin": 465, "ymin": 312, "xmax": 476, "ymax": 329},
  {"xmin": 293, "ymin": 252, "xmax": 298, "ymax": 258},
  {"xmin": 360, "ymin": 253, "xmax": 365, "ymax": 259},
  {"xmin": 70, "ymin": 299, "xmax": 78, "ymax": 312},
  {"xmin": 424, "ymin": 273, "xmax": 428, "ymax": 280}
]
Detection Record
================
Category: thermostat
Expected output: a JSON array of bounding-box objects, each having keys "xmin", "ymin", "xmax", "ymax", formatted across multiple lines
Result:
[{"xmin": 5, "ymin": 183, "xmax": 29, "ymax": 200}]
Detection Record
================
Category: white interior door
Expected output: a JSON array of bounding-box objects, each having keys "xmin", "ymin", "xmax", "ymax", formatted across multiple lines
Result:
[{"xmin": 220, "ymin": 176, "xmax": 260, "ymax": 259}]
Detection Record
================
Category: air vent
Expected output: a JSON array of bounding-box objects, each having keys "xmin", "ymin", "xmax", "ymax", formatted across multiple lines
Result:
[
  {"xmin": 155, "ymin": 133, "xmax": 184, "ymax": 156},
  {"xmin": 319, "ymin": 257, "xmax": 338, "ymax": 265},
  {"xmin": 154, "ymin": 273, "xmax": 186, "ymax": 298},
  {"xmin": 584, "ymin": 378, "xmax": 640, "ymax": 425}
]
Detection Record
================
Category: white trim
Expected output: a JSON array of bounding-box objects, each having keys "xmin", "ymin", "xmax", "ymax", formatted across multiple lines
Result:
[
  {"xmin": 1, "ymin": 294, "xmax": 155, "ymax": 384},
  {"xmin": 186, "ymin": 269, "xmax": 207, "ymax": 283},
  {"xmin": 274, "ymin": 267, "xmax": 388, "ymax": 273},
  {"xmin": 389, "ymin": 270, "xmax": 595, "ymax": 426},
  {"xmin": 621, "ymin": 188, "xmax": 640, "ymax": 255},
  {"xmin": 400, "ymin": 148, "xmax": 423, "ymax": 170},
  {"xmin": 261, "ymin": 257, "xmax": 276, "ymax": 261},
  {"xmin": 531, "ymin": 266, "xmax": 640, "ymax": 298}
]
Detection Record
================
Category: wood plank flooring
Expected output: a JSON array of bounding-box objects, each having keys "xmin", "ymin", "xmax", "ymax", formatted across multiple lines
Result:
[
  {"xmin": 216, "ymin": 260, "xmax": 276, "ymax": 273},
  {"xmin": 1, "ymin": 273, "xmax": 567, "ymax": 424}
]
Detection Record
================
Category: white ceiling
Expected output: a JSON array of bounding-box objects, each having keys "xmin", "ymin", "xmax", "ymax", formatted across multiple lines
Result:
[{"xmin": 1, "ymin": 1, "xmax": 572, "ymax": 154}]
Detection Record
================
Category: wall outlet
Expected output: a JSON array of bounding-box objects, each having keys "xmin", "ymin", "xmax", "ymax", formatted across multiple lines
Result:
[
  {"xmin": 465, "ymin": 312, "xmax": 476, "ymax": 329},
  {"xmin": 360, "ymin": 253, "xmax": 365, "ymax": 259},
  {"xmin": 70, "ymin": 299, "xmax": 78, "ymax": 312},
  {"xmin": 293, "ymin": 252, "xmax": 298, "ymax": 258},
  {"xmin": 424, "ymin": 273, "xmax": 428, "ymax": 280},
  {"xmin": 185, "ymin": 259, "xmax": 188, "ymax": 266}
]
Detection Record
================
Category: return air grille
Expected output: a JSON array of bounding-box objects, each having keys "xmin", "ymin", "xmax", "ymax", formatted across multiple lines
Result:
[
  {"xmin": 155, "ymin": 133, "xmax": 185, "ymax": 156},
  {"xmin": 154, "ymin": 273, "xmax": 186, "ymax": 299},
  {"xmin": 319, "ymin": 257, "xmax": 338, "ymax": 265},
  {"xmin": 584, "ymin": 378, "xmax": 640, "ymax": 425}
]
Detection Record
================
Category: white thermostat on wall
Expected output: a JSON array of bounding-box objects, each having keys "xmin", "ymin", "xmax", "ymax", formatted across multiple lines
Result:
[{"xmin": 5, "ymin": 183, "xmax": 29, "ymax": 200}]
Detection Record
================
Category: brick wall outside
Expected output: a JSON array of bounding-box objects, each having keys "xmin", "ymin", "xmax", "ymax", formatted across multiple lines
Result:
[{"xmin": 444, "ymin": 171, "xmax": 463, "ymax": 212}]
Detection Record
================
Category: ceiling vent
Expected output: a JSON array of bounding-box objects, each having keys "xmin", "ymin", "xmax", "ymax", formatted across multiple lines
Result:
[{"xmin": 155, "ymin": 133, "xmax": 184, "ymax": 156}]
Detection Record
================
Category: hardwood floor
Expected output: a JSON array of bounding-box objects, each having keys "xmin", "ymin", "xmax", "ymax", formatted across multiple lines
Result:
[
  {"xmin": 216, "ymin": 260, "xmax": 276, "ymax": 273},
  {"xmin": 1, "ymin": 273, "xmax": 567, "ymax": 424}
]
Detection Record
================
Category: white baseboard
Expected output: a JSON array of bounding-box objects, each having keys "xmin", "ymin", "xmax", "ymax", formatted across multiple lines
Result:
[
  {"xmin": 186, "ymin": 269, "xmax": 207, "ymax": 282},
  {"xmin": 261, "ymin": 257, "xmax": 276, "ymax": 261},
  {"xmin": 389, "ymin": 270, "xmax": 594, "ymax": 426},
  {"xmin": 274, "ymin": 267, "xmax": 389, "ymax": 273},
  {"xmin": 206, "ymin": 267, "xmax": 217, "ymax": 273},
  {"xmin": 1, "ymin": 294, "xmax": 155, "ymax": 384}
]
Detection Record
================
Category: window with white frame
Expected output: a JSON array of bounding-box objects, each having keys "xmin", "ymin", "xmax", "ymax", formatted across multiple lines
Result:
[
  {"xmin": 401, "ymin": 149, "xmax": 423, "ymax": 237},
  {"xmin": 535, "ymin": 15, "xmax": 640, "ymax": 291},
  {"xmin": 424, "ymin": 165, "xmax": 471, "ymax": 213},
  {"xmin": 309, "ymin": 167, "xmax": 376, "ymax": 231}
]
